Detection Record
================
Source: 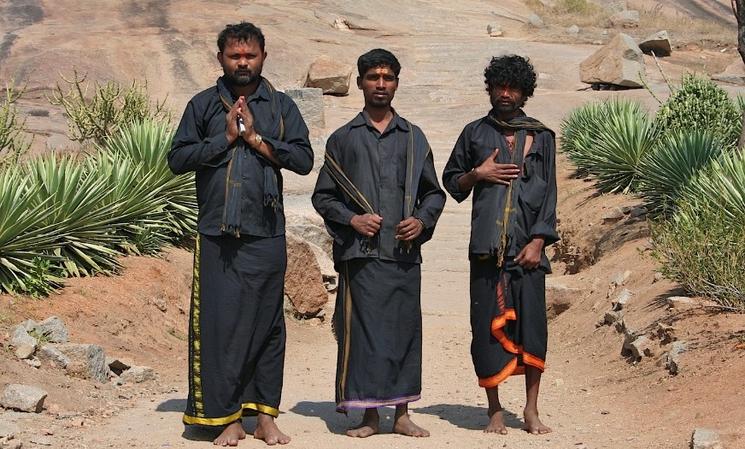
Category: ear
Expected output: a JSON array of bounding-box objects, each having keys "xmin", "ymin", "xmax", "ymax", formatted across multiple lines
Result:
[
  {"xmin": 356, "ymin": 76, "xmax": 362, "ymax": 89},
  {"xmin": 217, "ymin": 52, "xmax": 223, "ymax": 65},
  {"xmin": 262, "ymin": 51, "xmax": 268, "ymax": 61}
]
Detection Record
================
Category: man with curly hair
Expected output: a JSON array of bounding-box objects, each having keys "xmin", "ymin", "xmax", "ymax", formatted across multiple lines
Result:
[{"xmin": 442, "ymin": 54, "xmax": 558, "ymax": 435}]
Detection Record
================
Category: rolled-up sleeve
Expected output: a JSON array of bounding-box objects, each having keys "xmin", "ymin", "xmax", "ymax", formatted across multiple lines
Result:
[
  {"xmin": 530, "ymin": 132, "xmax": 559, "ymax": 246},
  {"xmin": 263, "ymin": 96, "xmax": 314, "ymax": 175},
  {"xmin": 168, "ymin": 100, "xmax": 231, "ymax": 175},
  {"xmin": 442, "ymin": 127, "xmax": 473, "ymax": 203}
]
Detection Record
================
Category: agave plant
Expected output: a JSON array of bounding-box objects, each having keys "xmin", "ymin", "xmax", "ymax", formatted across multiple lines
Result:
[
  {"xmin": 87, "ymin": 151, "xmax": 169, "ymax": 255},
  {"xmin": 585, "ymin": 99, "xmax": 657, "ymax": 194},
  {"xmin": 0, "ymin": 168, "xmax": 63, "ymax": 293},
  {"xmin": 25, "ymin": 154, "xmax": 126, "ymax": 277},
  {"xmin": 560, "ymin": 101, "xmax": 606, "ymax": 177},
  {"xmin": 103, "ymin": 120, "xmax": 196, "ymax": 241},
  {"xmin": 638, "ymin": 130, "xmax": 727, "ymax": 217}
]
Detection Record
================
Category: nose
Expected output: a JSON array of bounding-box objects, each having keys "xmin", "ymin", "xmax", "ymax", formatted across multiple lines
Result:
[{"xmin": 375, "ymin": 77, "xmax": 386, "ymax": 89}]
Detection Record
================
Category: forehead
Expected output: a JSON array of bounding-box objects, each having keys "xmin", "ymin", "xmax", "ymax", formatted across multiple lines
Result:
[
  {"xmin": 223, "ymin": 37, "xmax": 262, "ymax": 54},
  {"xmin": 363, "ymin": 65, "xmax": 396, "ymax": 77}
]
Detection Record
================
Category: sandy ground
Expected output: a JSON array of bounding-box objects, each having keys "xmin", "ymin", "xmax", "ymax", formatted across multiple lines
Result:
[{"xmin": 1, "ymin": 1, "xmax": 745, "ymax": 448}]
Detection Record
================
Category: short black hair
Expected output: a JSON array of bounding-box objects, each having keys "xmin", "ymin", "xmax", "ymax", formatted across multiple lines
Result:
[
  {"xmin": 357, "ymin": 49, "xmax": 401, "ymax": 78},
  {"xmin": 217, "ymin": 22, "xmax": 265, "ymax": 52},
  {"xmin": 484, "ymin": 55, "xmax": 537, "ymax": 98}
]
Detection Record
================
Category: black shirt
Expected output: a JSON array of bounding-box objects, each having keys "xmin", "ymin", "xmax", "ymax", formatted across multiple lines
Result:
[
  {"xmin": 312, "ymin": 111, "xmax": 446, "ymax": 264},
  {"xmin": 442, "ymin": 114, "xmax": 559, "ymax": 270},
  {"xmin": 168, "ymin": 78, "xmax": 313, "ymax": 237}
]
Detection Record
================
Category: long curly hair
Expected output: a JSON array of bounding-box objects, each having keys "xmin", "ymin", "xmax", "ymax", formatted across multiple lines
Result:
[{"xmin": 484, "ymin": 55, "xmax": 537, "ymax": 98}]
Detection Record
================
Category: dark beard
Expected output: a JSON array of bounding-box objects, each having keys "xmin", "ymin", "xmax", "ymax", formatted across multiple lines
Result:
[
  {"xmin": 224, "ymin": 71, "xmax": 259, "ymax": 87},
  {"xmin": 491, "ymin": 99, "xmax": 521, "ymax": 114}
]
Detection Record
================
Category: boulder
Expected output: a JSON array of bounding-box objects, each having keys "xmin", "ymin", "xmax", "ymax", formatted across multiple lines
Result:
[
  {"xmin": 284, "ymin": 233, "xmax": 329, "ymax": 317},
  {"xmin": 55, "ymin": 344, "xmax": 109, "ymax": 382},
  {"xmin": 285, "ymin": 212, "xmax": 332, "ymax": 256},
  {"xmin": 304, "ymin": 55, "xmax": 353, "ymax": 96},
  {"xmin": 37, "ymin": 345, "xmax": 70, "ymax": 369},
  {"xmin": 639, "ymin": 30, "xmax": 672, "ymax": 57},
  {"xmin": 609, "ymin": 10, "xmax": 639, "ymax": 28},
  {"xmin": 691, "ymin": 428, "xmax": 723, "ymax": 449},
  {"xmin": 712, "ymin": 59, "xmax": 745, "ymax": 85},
  {"xmin": 0, "ymin": 385, "xmax": 47, "ymax": 413},
  {"xmin": 284, "ymin": 88, "xmax": 324, "ymax": 133},
  {"xmin": 580, "ymin": 33, "xmax": 644, "ymax": 88},
  {"xmin": 34, "ymin": 317, "xmax": 69, "ymax": 343},
  {"xmin": 119, "ymin": 366, "xmax": 156, "ymax": 384},
  {"xmin": 10, "ymin": 326, "xmax": 36, "ymax": 349}
]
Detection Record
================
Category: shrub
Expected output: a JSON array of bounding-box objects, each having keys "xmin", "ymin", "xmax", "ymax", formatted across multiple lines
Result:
[
  {"xmin": 651, "ymin": 151, "xmax": 745, "ymax": 310},
  {"xmin": 0, "ymin": 83, "xmax": 31, "ymax": 167},
  {"xmin": 638, "ymin": 130, "xmax": 727, "ymax": 217},
  {"xmin": 560, "ymin": 98, "xmax": 657, "ymax": 193},
  {"xmin": 49, "ymin": 71, "xmax": 170, "ymax": 146},
  {"xmin": 655, "ymin": 74, "xmax": 741, "ymax": 147}
]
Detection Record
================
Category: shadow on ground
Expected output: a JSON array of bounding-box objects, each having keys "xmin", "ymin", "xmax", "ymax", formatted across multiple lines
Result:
[
  {"xmin": 290, "ymin": 401, "xmax": 407, "ymax": 434},
  {"xmin": 415, "ymin": 403, "xmax": 522, "ymax": 431}
]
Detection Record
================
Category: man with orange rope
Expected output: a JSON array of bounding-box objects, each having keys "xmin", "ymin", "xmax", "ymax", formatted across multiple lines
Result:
[{"xmin": 442, "ymin": 54, "xmax": 558, "ymax": 435}]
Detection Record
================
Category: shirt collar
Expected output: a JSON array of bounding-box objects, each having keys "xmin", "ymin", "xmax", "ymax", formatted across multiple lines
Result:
[{"xmin": 349, "ymin": 109, "xmax": 410, "ymax": 132}]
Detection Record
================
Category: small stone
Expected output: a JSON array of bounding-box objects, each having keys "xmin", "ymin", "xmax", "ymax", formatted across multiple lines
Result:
[
  {"xmin": 666, "ymin": 341, "xmax": 688, "ymax": 374},
  {"xmin": 653, "ymin": 272, "xmax": 664, "ymax": 283},
  {"xmin": 119, "ymin": 366, "xmax": 156, "ymax": 384},
  {"xmin": 107, "ymin": 357, "xmax": 134, "ymax": 376},
  {"xmin": 14, "ymin": 344, "xmax": 36, "ymax": 360},
  {"xmin": 527, "ymin": 13, "xmax": 544, "ymax": 28},
  {"xmin": 612, "ymin": 289, "xmax": 633, "ymax": 311},
  {"xmin": 667, "ymin": 296, "xmax": 696, "ymax": 309},
  {"xmin": 602, "ymin": 208, "xmax": 625, "ymax": 223},
  {"xmin": 567, "ymin": 25, "xmax": 580, "ymax": 35},
  {"xmin": 0, "ymin": 384, "xmax": 48, "ymax": 413},
  {"xmin": 592, "ymin": 40, "xmax": 603, "ymax": 45},
  {"xmin": 613, "ymin": 319, "xmax": 626, "ymax": 333},
  {"xmin": 629, "ymin": 207, "xmax": 648, "ymax": 218},
  {"xmin": 691, "ymin": 428, "xmax": 723, "ymax": 449},
  {"xmin": 628, "ymin": 335, "xmax": 656, "ymax": 359},
  {"xmin": 655, "ymin": 323, "xmax": 676, "ymax": 344},
  {"xmin": 554, "ymin": 378, "xmax": 564, "ymax": 387},
  {"xmin": 603, "ymin": 310, "xmax": 624, "ymax": 325},
  {"xmin": 29, "ymin": 436, "xmax": 52, "ymax": 446},
  {"xmin": 23, "ymin": 358, "xmax": 41, "ymax": 369}
]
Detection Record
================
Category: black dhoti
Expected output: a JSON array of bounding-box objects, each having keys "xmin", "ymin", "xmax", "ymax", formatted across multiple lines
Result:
[
  {"xmin": 183, "ymin": 233, "xmax": 287, "ymax": 426},
  {"xmin": 334, "ymin": 258, "xmax": 422, "ymax": 411},
  {"xmin": 470, "ymin": 257, "xmax": 547, "ymax": 388}
]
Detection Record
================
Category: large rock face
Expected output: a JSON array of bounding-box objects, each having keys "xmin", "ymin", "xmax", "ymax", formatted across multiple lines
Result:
[
  {"xmin": 580, "ymin": 33, "xmax": 645, "ymax": 88},
  {"xmin": 284, "ymin": 88, "xmax": 325, "ymax": 133},
  {"xmin": 284, "ymin": 233, "xmax": 329, "ymax": 317},
  {"xmin": 304, "ymin": 55, "xmax": 353, "ymax": 96},
  {"xmin": 712, "ymin": 59, "xmax": 745, "ymax": 85}
]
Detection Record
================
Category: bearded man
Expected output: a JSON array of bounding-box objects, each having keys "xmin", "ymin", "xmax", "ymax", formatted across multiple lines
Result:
[
  {"xmin": 442, "ymin": 54, "xmax": 558, "ymax": 436},
  {"xmin": 168, "ymin": 21, "xmax": 313, "ymax": 446}
]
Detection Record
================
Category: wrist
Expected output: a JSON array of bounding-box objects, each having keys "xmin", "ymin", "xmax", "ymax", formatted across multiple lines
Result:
[
  {"xmin": 245, "ymin": 130, "xmax": 262, "ymax": 149},
  {"xmin": 472, "ymin": 166, "xmax": 482, "ymax": 181}
]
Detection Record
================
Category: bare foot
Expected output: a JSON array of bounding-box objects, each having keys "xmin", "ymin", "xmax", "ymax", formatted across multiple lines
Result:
[
  {"xmin": 347, "ymin": 408, "xmax": 379, "ymax": 438},
  {"xmin": 393, "ymin": 414, "xmax": 430, "ymax": 437},
  {"xmin": 254, "ymin": 414, "xmax": 290, "ymax": 446},
  {"xmin": 523, "ymin": 408, "xmax": 552, "ymax": 435},
  {"xmin": 485, "ymin": 409, "xmax": 508, "ymax": 434},
  {"xmin": 213, "ymin": 421, "xmax": 246, "ymax": 447}
]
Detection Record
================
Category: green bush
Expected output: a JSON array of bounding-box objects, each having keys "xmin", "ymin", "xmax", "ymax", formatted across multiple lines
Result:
[
  {"xmin": 560, "ymin": 98, "xmax": 657, "ymax": 193},
  {"xmin": 655, "ymin": 74, "xmax": 741, "ymax": 147},
  {"xmin": 49, "ymin": 71, "xmax": 170, "ymax": 146},
  {"xmin": 651, "ymin": 150, "xmax": 745, "ymax": 310},
  {"xmin": 638, "ymin": 130, "xmax": 727, "ymax": 217}
]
